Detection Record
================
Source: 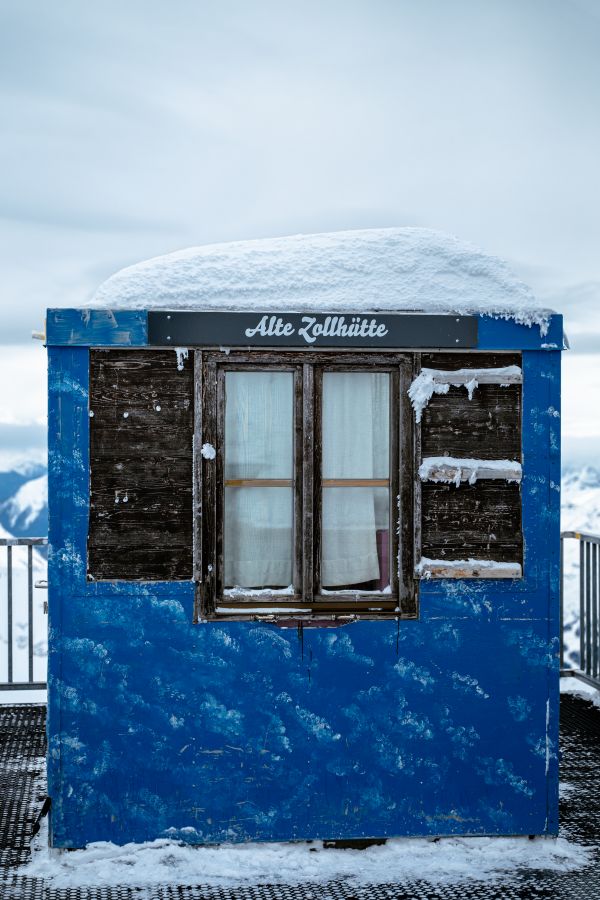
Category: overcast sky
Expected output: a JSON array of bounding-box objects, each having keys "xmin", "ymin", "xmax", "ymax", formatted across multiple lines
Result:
[{"xmin": 1, "ymin": 0, "xmax": 599, "ymax": 462}]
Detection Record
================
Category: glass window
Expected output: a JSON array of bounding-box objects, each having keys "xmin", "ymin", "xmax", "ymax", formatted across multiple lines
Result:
[
  {"xmin": 321, "ymin": 372, "xmax": 390, "ymax": 591},
  {"xmin": 223, "ymin": 372, "xmax": 294, "ymax": 589},
  {"xmin": 200, "ymin": 353, "xmax": 414, "ymax": 619}
]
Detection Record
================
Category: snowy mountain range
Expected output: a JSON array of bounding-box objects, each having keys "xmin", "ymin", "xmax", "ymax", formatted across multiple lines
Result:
[
  {"xmin": 0, "ymin": 464, "xmax": 47, "ymax": 538},
  {"xmin": 0, "ymin": 461, "xmax": 598, "ymax": 547}
]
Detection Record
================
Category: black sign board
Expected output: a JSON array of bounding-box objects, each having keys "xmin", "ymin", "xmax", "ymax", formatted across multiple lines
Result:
[{"xmin": 148, "ymin": 311, "xmax": 478, "ymax": 349}]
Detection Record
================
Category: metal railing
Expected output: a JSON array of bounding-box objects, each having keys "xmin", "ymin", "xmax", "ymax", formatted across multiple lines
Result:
[
  {"xmin": 0, "ymin": 538, "xmax": 47, "ymax": 692},
  {"xmin": 561, "ymin": 530, "xmax": 600, "ymax": 690}
]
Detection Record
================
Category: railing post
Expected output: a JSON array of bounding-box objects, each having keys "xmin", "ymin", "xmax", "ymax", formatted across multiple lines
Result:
[
  {"xmin": 593, "ymin": 543, "xmax": 598, "ymax": 681},
  {"xmin": 560, "ymin": 533, "xmax": 564, "ymax": 670},
  {"xmin": 7, "ymin": 545, "xmax": 13, "ymax": 684},
  {"xmin": 580, "ymin": 539, "xmax": 585, "ymax": 673},
  {"xmin": 586, "ymin": 541, "xmax": 592, "ymax": 679},
  {"xmin": 0, "ymin": 537, "xmax": 48, "ymax": 693},
  {"xmin": 561, "ymin": 530, "xmax": 600, "ymax": 691},
  {"xmin": 28, "ymin": 544, "xmax": 34, "ymax": 684}
]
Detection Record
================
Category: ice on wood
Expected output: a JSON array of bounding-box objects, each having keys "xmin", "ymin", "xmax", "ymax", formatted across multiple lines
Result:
[
  {"xmin": 174, "ymin": 348, "xmax": 189, "ymax": 371},
  {"xmin": 87, "ymin": 228, "xmax": 551, "ymax": 333},
  {"xmin": 223, "ymin": 585, "xmax": 295, "ymax": 598},
  {"xmin": 419, "ymin": 457, "xmax": 522, "ymax": 487},
  {"xmin": 409, "ymin": 365, "xmax": 522, "ymax": 422}
]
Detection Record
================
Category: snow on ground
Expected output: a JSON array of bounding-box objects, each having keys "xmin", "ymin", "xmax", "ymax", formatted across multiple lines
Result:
[
  {"xmin": 560, "ymin": 675, "xmax": 600, "ymax": 709},
  {"xmin": 88, "ymin": 228, "xmax": 551, "ymax": 333},
  {"xmin": 26, "ymin": 817, "xmax": 590, "ymax": 890}
]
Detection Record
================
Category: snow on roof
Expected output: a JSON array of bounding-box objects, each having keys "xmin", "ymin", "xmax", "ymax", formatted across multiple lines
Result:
[{"xmin": 89, "ymin": 227, "xmax": 551, "ymax": 331}]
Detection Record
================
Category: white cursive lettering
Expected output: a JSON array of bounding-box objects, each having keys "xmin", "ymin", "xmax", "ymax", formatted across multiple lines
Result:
[{"xmin": 244, "ymin": 314, "xmax": 389, "ymax": 344}]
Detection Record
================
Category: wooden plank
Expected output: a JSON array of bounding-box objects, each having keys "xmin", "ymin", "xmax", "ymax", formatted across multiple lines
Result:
[
  {"xmin": 293, "ymin": 366, "xmax": 303, "ymax": 596},
  {"xmin": 421, "ymin": 481, "xmax": 523, "ymax": 563},
  {"xmin": 88, "ymin": 547, "xmax": 193, "ymax": 581},
  {"xmin": 193, "ymin": 351, "xmax": 203, "ymax": 586},
  {"xmin": 412, "ymin": 353, "xmax": 422, "ymax": 614},
  {"xmin": 322, "ymin": 479, "xmax": 389, "ymax": 488},
  {"xmin": 225, "ymin": 479, "xmax": 293, "ymax": 487},
  {"xmin": 203, "ymin": 351, "xmax": 405, "ymax": 367},
  {"xmin": 426, "ymin": 369, "xmax": 522, "ymax": 386},
  {"xmin": 201, "ymin": 358, "xmax": 218, "ymax": 614},
  {"xmin": 421, "ymin": 384, "xmax": 521, "ymax": 460},
  {"xmin": 418, "ymin": 560, "xmax": 522, "ymax": 579},
  {"xmin": 304, "ymin": 364, "xmax": 315, "ymax": 603},
  {"xmin": 88, "ymin": 348, "xmax": 194, "ymax": 581},
  {"xmin": 90, "ymin": 457, "xmax": 192, "ymax": 491},
  {"xmin": 421, "ymin": 352, "xmax": 521, "ymax": 369},
  {"xmin": 399, "ymin": 356, "xmax": 417, "ymax": 617},
  {"xmin": 215, "ymin": 367, "xmax": 225, "ymax": 602},
  {"xmin": 90, "ymin": 430, "xmax": 192, "ymax": 458},
  {"xmin": 389, "ymin": 366, "xmax": 400, "ymax": 602}
]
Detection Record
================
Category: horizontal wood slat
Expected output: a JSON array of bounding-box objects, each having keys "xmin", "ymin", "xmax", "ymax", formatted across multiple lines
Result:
[
  {"xmin": 418, "ymin": 560, "xmax": 522, "ymax": 579},
  {"xmin": 223, "ymin": 478, "xmax": 390, "ymax": 487},
  {"xmin": 421, "ymin": 352, "xmax": 521, "ymax": 369},
  {"xmin": 224, "ymin": 479, "xmax": 292, "ymax": 487},
  {"xmin": 421, "ymin": 384, "xmax": 521, "ymax": 460},
  {"xmin": 421, "ymin": 481, "xmax": 523, "ymax": 563}
]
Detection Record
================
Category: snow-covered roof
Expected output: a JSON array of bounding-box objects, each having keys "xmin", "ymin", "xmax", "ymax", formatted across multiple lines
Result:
[{"xmin": 89, "ymin": 227, "xmax": 552, "ymax": 331}]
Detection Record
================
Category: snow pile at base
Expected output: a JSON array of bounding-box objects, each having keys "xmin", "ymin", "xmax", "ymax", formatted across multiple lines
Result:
[
  {"xmin": 2, "ymin": 474, "xmax": 47, "ymax": 529},
  {"xmin": 560, "ymin": 677, "xmax": 600, "ymax": 709},
  {"xmin": 419, "ymin": 457, "xmax": 522, "ymax": 487},
  {"xmin": 26, "ymin": 823, "xmax": 589, "ymax": 890},
  {"xmin": 89, "ymin": 228, "xmax": 550, "ymax": 330},
  {"xmin": 408, "ymin": 366, "xmax": 521, "ymax": 423}
]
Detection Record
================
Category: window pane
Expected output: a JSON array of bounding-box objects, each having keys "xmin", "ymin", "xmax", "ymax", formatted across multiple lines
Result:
[
  {"xmin": 224, "ymin": 487, "xmax": 293, "ymax": 588},
  {"xmin": 322, "ymin": 487, "xmax": 390, "ymax": 590},
  {"xmin": 225, "ymin": 372, "xmax": 293, "ymax": 479},
  {"xmin": 322, "ymin": 372, "xmax": 389, "ymax": 478}
]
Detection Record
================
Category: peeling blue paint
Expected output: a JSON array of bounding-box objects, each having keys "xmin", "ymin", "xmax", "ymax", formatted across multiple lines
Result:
[{"xmin": 47, "ymin": 331, "xmax": 562, "ymax": 847}]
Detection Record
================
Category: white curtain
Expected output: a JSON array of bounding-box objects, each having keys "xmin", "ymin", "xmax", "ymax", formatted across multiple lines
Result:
[
  {"xmin": 321, "ymin": 372, "xmax": 389, "ymax": 587},
  {"xmin": 223, "ymin": 371, "xmax": 389, "ymax": 590},
  {"xmin": 224, "ymin": 372, "xmax": 293, "ymax": 588}
]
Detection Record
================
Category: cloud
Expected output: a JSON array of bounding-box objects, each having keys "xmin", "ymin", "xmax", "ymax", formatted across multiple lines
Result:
[{"xmin": 0, "ymin": 0, "xmax": 599, "ymax": 440}]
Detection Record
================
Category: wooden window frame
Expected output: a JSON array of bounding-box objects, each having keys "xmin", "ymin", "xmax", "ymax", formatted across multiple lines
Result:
[{"xmin": 196, "ymin": 350, "xmax": 417, "ymax": 622}]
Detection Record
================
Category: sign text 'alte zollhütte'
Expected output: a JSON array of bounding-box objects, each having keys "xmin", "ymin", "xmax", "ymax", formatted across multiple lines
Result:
[
  {"xmin": 147, "ymin": 311, "xmax": 478, "ymax": 349},
  {"xmin": 244, "ymin": 314, "xmax": 390, "ymax": 343}
]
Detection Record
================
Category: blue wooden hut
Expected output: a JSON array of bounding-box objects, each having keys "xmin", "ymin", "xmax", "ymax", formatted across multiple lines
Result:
[{"xmin": 45, "ymin": 229, "xmax": 562, "ymax": 847}]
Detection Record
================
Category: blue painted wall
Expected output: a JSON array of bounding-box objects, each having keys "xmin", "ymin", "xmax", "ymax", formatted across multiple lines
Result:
[{"xmin": 47, "ymin": 323, "xmax": 561, "ymax": 848}]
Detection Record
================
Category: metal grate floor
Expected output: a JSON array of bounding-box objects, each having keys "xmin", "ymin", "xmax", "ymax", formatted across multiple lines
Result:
[{"xmin": 1, "ymin": 695, "xmax": 600, "ymax": 899}]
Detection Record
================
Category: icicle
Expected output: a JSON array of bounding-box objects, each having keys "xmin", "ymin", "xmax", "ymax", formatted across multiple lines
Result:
[{"xmin": 175, "ymin": 348, "xmax": 189, "ymax": 371}]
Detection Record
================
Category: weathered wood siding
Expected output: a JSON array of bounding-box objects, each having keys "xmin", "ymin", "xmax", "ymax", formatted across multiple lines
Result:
[
  {"xmin": 419, "ymin": 352, "xmax": 523, "ymax": 566},
  {"xmin": 88, "ymin": 349, "xmax": 194, "ymax": 580}
]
